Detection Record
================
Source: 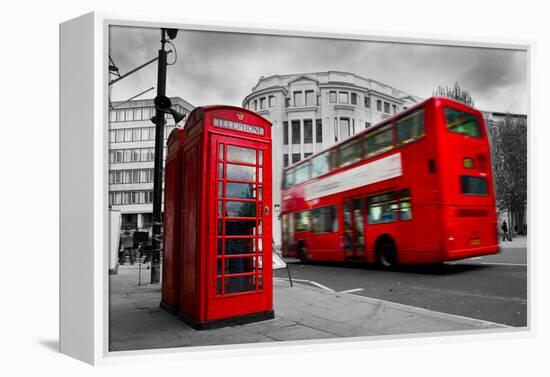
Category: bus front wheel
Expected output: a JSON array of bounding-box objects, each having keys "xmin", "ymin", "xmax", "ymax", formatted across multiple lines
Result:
[{"xmin": 376, "ymin": 238, "xmax": 398, "ymax": 270}]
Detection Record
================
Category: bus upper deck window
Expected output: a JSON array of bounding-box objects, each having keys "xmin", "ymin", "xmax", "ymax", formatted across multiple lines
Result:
[{"xmin": 445, "ymin": 108, "xmax": 482, "ymax": 138}]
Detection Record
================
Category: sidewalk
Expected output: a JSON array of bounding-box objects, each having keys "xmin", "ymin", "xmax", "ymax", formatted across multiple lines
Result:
[
  {"xmin": 109, "ymin": 265, "xmax": 506, "ymax": 352},
  {"xmin": 499, "ymin": 235, "xmax": 528, "ymax": 249}
]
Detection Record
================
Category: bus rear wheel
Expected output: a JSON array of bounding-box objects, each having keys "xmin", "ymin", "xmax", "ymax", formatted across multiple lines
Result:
[{"xmin": 376, "ymin": 239, "xmax": 398, "ymax": 270}]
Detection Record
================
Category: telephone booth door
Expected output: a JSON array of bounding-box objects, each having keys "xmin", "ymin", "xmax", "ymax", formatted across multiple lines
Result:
[{"xmin": 207, "ymin": 134, "xmax": 273, "ymax": 320}]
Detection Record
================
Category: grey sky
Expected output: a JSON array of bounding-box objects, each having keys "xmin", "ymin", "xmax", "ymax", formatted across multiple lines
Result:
[{"xmin": 109, "ymin": 25, "xmax": 528, "ymax": 114}]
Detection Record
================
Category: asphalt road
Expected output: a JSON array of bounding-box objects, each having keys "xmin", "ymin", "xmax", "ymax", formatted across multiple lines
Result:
[{"xmin": 275, "ymin": 243, "xmax": 527, "ymax": 327}]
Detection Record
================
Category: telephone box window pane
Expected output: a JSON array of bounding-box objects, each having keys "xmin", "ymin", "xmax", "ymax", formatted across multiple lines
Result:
[
  {"xmin": 225, "ymin": 220, "xmax": 258, "ymax": 236},
  {"xmin": 258, "ymin": 186, "xmax": 263, "ymax": 200},
  {"xmin": 259, "ymin": 150, "xmax": 263, "ymax": 165},
  {"xmin": 218, "ymin": 201, "xmax": 223, "ymax": 217},
  {"xmin": 217, "ymin": 259, "xmax": 223, "ymax": 275},
  {"xmin": 258, "ymin": 274, "xmax": 263, "ymax": 289},
  {"xmin": 226, "ymin": 182, "xmax": 255, "ymax": 199},
  {"xmin": 225, "ymin": 200, "xmax": 256, "ymax": 217},
  {"xmin": 218, "ymin": 163, "xmax": 224, "ymax": 178},
  {"xmin": 224, "ymin": 257, "xmax": 256, "ymax": 274},
  {"xmin": 217, "ymin": 279, "xmax": 222, "ymax": 295},
  {"xmin": 227, "ymin": 145, "xmax": 256, "ymax": 164},
  {"xmin": 219, "ymin": 143, "xmax": 224, "ymax": 160},
  {"xmin": 225, "ymin": 238, "xmax": 255, "ymax": 255},
  {"xmin": 217, "ymin": 239, "xmax": 223, "ymax": 255},
  {"xmin": 225, "ymin": 276, "xmax": 255, "ymax": 294},
  {"xmin": 259, "ymin": 168, "xmax": 263, "ymax": 183},
  {"xmin": 218, "ymin": 181, "xmax": 224, "ymax": 198},
  {"xmin": 218, "ymin": 220, "xmax": 223, "ymax": 235},
  {"xmin": 227, "ymin": 164, "xmax": 256, "ymax": 182}
]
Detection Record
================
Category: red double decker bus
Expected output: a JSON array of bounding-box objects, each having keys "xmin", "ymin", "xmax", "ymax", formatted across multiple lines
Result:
[{"xmin": 281, "ymin": 97, "xmax": 499, "ymax": 268}]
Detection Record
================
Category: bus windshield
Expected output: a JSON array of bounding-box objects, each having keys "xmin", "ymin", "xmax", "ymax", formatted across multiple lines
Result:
[{"xmin": 444, "ymin": 107, "xmax": 481, "ymax": 138}]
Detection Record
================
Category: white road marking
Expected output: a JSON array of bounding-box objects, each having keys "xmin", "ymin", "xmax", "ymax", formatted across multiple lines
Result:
[
  {"xmin": 308, "ymin": 281, "xmax": 336, "ymax": 293},
  {"xmin": 447, "ymin": 261, "xmax": 526, "ymax": 267},
  {"xmin": 338, "ymin": 288, "xmax": 364, "ymax": 294},
  {"xmin": 481, "ymin": 262, "xmax": 527, "ymax": 267}
]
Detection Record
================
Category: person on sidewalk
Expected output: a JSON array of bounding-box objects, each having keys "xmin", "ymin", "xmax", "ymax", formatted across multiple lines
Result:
[{"xmin": 501, "ymin": 220, "xmax": 509, "ymax": 242}]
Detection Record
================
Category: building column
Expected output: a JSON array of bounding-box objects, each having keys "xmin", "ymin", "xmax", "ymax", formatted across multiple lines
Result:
[{"xmin": 137, "ymin": 213, "xmax": 143, "ymax": 230}]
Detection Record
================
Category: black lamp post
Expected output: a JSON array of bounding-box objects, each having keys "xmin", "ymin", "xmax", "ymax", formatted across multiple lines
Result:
[{"xmin": 150, "ymin": 28, "xmax": 184, "ymax": 284}]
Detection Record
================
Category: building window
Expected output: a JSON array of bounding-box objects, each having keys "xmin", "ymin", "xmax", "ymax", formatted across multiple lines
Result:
[
  {"xmin": 142, "ymin": 107, "xmax": 151, "ymax": 121},
  {"xmin": 283, "ymin": 121, "xmax": 289, "ymax": 145},
  {"xmin": 305, "ymin": 90, "xmax": 315, "ymax": 106},
  {"xmin": 115, "ymin": 150, "xmax": 123, "ymax": 163},
  {"xmin": 392, "ymin": 104, "xmax": 397, "ymax": 114},
  {"xmin": 283, "ymin": 154, "xmax": 289, "ymax": 167},
  {"xmin": 304, "ymin": 119, "xmax": 313, "ymax": 143},
  {"xmin": 285, "ymin": 97, "xmax": 290, "ymax": 108},
  {"xmin": 291, "ymin": 120, "xmax": 301, "ymax": 144},
  {"xmin": 269, "ymin": 95, "xmax": 276, "ymax": 107},
  {"xmin": 294, "ymin": 91, "xmax": 304, "ymax": 107},
  {"xmin": 116, "ymin": 109, "xmax": 125, "ymax": 122},
  {"xmin": 339, "ymin": 92, "xmax": 349, "ymax": 104},
  {"xmin": 260, "ymin": 97, "xmax": 266, "ymax": 109},
  {"xmin": 141, "ymin": 127, "xmax": 150, "ymax": 141},
  {"xmin": 124, "ymin": 129, "xmax": 132, "ymax": 142},
  {"xmin": 376, "ymin": 100, "xmax": 382, "ymax": 112},
  {"xmin": 365, "ymin": 122, "xmax": 371, "ymax": 129},
  {"xmin": 351, "ymin": 93, "xmax": 357, "ymax": 105},
  {"xmin": 317, "ymin": 94, "xmax": 321, "ymax": 105},
  {"xmin": 316, "ymin": 119, "xmax": 323, "ymax": 143},
  {"xmin": 109, "ymin": 111, "xmax": 116, "ymax": 122},
  {"xmin": 115, "ymin": 129, "xmax": 124, "ymax": 142},
  {"xmin": 125, "ymin": 109, "xmax": 134, "ymax": 121},
  {"xmin": 339, "ymin": 118, "xmax": 350, "ymax": 140},
  {"xmin": 334, "ymin": 118, "xmax": 338, "ymax": 142},
  {"xmin": 134, "ymin": 107, "xmax": 142, "ymax": 120},
  {"xmin": 384, "ymin": 102, "xmax": 390, "ymax": 114},
  {"xmin": 364, "ymin": 96, "xmax": 371, "ymax": 108},
  {"xmin": 329, "ymin": 91, "xmax": 337, "ymax": 103},
  {"xmin": 304, "ymin": 152, "xmax": 313, "ymax": 158},
  {"xmin": 292, "ymin": 153, "xmax": 301, "ymax": 164}
]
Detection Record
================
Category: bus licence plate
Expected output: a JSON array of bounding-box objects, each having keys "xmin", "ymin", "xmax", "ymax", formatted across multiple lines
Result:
[{"xmin": 470, "ymin": 239, "xmax": 481, "ymax": 246}]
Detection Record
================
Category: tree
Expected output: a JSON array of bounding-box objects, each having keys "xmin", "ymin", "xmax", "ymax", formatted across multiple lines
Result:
[
  {"xmin": 487, "ymin": 115, "xmax": 527, "ymax": 234},
  {"xmin": 433, "ymin": 81, "xmax": 475, "ymax": 107}
]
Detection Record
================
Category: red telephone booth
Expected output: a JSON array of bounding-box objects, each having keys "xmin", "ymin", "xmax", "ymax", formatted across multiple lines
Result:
[
  {"xmin": 161, "ymin": 127, "xmax": 186, "ymax": 314},
  {"xmin": 164, "ymin": 105, "xmax": 273, "ymax": 329}
]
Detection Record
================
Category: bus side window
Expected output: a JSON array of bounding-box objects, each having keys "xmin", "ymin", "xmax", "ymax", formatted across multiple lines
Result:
[
  {"xmin": 294, "ymin": 211, "xmax": 310, "ymax": 232},
  {"xmin": 364, "ymin": 125, "xmax": 394, "ymax": 158},
  {"xmin": 367, "ymin": 192, "xmax": 397, "ymax": 224},
  {"xmin": 329, "ymin": 205, "xmax": 338, "ymax": 232},
  {"xmin": 311, "ymin": 205, "xmax": 338, "ymax": 233},
  {"xmin": 311, "ymin": 152, "xmax": 329, "ymax": 179},
  {"xmin": 399, "ymin": 189, "xmax": 412, "ymax": 221},
  {"xmin": 397, "ymin": 110, "xmax": 425, "ymax": 145},
  {"xmin": 283, "ymin": 168, "xmax": 295, "ymax": 189}
]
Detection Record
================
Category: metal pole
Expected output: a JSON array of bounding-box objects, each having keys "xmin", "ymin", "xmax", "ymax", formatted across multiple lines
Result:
[{"xmin": 150, "ymin": 29, "xmax": 167, "ymax": 284}]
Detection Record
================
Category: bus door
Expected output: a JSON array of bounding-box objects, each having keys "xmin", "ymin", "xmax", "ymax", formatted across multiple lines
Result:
[{"xmin": 343, "ymin": 197, "xmax": 365, "ymax": 259}]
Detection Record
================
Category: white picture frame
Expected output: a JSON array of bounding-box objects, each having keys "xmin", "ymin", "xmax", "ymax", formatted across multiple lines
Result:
[{"xmin": 59, "ymin": 11, "xmax": 534, "ymax": 366}]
